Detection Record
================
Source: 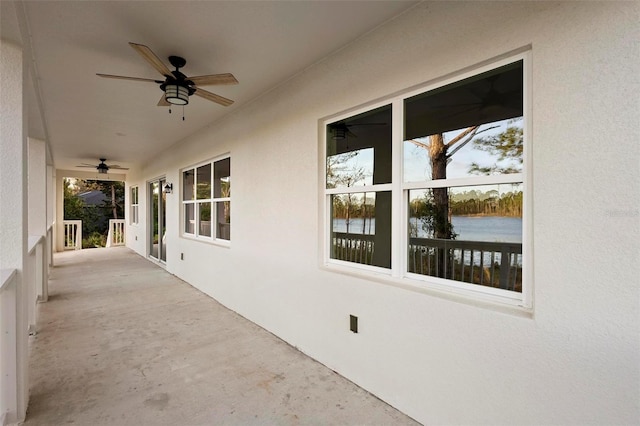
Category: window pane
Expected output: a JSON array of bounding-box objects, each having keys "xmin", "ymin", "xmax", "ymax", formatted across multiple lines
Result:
[
  {"xmin": 132, "ymin": 187, "xmax": 138, "ymax": 204},
  {"xmin": 184, "ymin": 203, "xmax": 195, "ymax": 234},
  {"xmin": 214, "ymin": 158, "xmax": 231, "ymax": 198},
  {"xmin": 216, "ymin": 201, "xmax": 230, "ymax": 240},
  {"xmin": 404, "ymin": 61, "xmax": 523, "ymax": 182},
  {"xmin": 327, "ymin": 105, "xmax": 392, "ymax": 188},
  {"xmin": 199, "ymin": 202, "xmax": 211, "ymax": 237},
  {"xmin": 330, "ymin": 191, "xmax": 391, "ymax": 269},
  {"xmin": 408, "ymin": 183, "xmax": 523, "ymax": 292},
  {"xmin": 196, "ymin": 164, "xmax": 211, "ymax": 200},
  {"xmin": 183, "ymin": 169, "xmax": 195, "ymax": 201}
]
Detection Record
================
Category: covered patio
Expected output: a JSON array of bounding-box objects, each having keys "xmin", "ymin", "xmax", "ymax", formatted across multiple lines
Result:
[
  {"xmin": 24, "ymin": 247, "xmax": 417, "ymax": 425},
  {"xmin": 2, "ymin": 2, "xmax": 638, "ymax": 424}
]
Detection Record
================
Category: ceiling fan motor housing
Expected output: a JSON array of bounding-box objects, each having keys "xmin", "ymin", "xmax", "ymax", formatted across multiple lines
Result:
[
  {"xmin": 97, "ymin": 161, "xmax": 109, "ymax": 174},
  {"xmin": 161, "ymin": 57, "xmax": 196, "ymax": 105}
]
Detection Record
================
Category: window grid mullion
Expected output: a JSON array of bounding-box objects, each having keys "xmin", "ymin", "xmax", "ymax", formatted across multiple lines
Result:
[{"xmin": 391, "ymin": 98, "xmax": 404, "ymax": 277}]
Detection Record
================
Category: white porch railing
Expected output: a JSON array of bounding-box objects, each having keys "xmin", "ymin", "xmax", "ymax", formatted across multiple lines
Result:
[
  {"xmin": 106, "ymin": 219, "xmax": 125, "ymax": 247},
  {"xmin": 63, "ymin": 220, "xmax": 82, "ymax": 250},
  {"xmin": 0, "ymin": 269, "xmax": 17, "ymax": 424},
  {"xmin": 332, "ymin": 232, "xmax": 523, "ymax": 292}
]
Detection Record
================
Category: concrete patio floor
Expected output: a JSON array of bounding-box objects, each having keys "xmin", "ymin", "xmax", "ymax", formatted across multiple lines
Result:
[{"xmin": 24, "ymin": 247, "xmax": 419, "ymax": 425}]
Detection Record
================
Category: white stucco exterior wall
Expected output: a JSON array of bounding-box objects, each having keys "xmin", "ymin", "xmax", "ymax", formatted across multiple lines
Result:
[{"xmin": 127, "ymin": 2, "xmax": 639, "ymax": 424}]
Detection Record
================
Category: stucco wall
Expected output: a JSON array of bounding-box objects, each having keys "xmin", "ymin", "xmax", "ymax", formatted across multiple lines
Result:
[{"xmin": 127, "ymin": 2, "xmax": 639, "ymax": 424}]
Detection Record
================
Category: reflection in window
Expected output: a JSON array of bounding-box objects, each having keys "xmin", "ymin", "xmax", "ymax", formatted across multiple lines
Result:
[
  {"xmin": 403, "ymin": 60, "xmax": 524, "ymax": 293},
  {"xmin": 214, "ymin": 158, "xmax": 231, "ymax": 198},
  {"xmin": 183, "ymin": 170, "xmax": 195, "ymax": 201},
  {"xmin": 217, "ymin": 201, "xmax": 230, "ymax": 240},
  {"xmin": 196, "ymin": 164, "xmax": 212, "ymax": 199},
  {"xmin": 404, "ymin": 61, "xmax": 523, "ymax": 182},
  {"xmin": 326, "ymin": 148, "xmax": 374, "ymax": 188},
  {"xmin": 404, "ymin": 118, "xmax": 523, "ymax": 182},
  {"xmin": 408, "ymin": 184, "xmax": 523, "ymax": 241},
  {"xmin": 327, "ymin": 105, "xmax": 392, "ymax": 189},
  {"xmin": 199, "ymin": 202, "xmax": 211, "ymax": 237},
  {"xmin": 184, "ymin": 203, "xmax": 195, "ymax": 234},
  {"xmin": 182, "ymin": 156, "xmax": 231, "ymax": 242},
  {"xmin": 330, "ymin": 191, "xmax": 391, "ymax": 269},
  {"xmin": 407, "ymin": 184, "xmax": 523, "ymax": 292},
  {"xmin": 324, "ymin": 56, "xmax": 528, "ymax": 300},
  {"xmin": 326, "ymin": 105, "xmax": 392, "ymax": 269}
]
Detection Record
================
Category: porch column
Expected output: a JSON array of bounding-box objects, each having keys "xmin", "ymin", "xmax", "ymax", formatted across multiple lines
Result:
[
  {"xmin": 55, "ymin": 174, "xmax": 64, "ymax": 252},
  {"xmin": 28, "ymin": 139, "xmax": 48, "ymax": 301},
  {"xmin": 47, "ymin": 165, "xmax": 54, "ymax": 266},
  {"xmin": 0, "ymin": 40, "xmax": 29, "ymax": 423}
]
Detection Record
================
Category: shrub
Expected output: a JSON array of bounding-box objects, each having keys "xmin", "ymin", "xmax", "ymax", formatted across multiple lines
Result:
[{"xmin": 83, "ymin": 232, "xmax": 106, "ymax": 249}]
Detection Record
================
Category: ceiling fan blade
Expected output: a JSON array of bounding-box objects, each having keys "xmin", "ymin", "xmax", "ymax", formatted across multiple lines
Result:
[
  {"xmin": 189, "ymin": 73, "xmax": 238, "ymax": 86},
  {"xmin": 157, "ymin": 95, "xmax": 170, "ymax": 107},
  {"xmin": 129, "ymin": 42, "xmax": 171, "ymax": 77},
  {"xmin": 194, "ymin": 88, "xmax": 234, "ymax": 107},
  {"xmin": 109, "ymin": 166, "xmax": 130, "ymax": 170},
  {"xmin": 76, "ymin": 164, "xmax": 98, "ymax": 168},
  {"xmin": 96, "ymin": 73, "xmax": 160, "ymax": 83}
]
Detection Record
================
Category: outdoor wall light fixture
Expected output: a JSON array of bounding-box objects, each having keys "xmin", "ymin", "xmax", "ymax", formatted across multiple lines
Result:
[
  {"xmin": 163, "ymin": 183, "xmax": 173, "ymax": 194},
  {"xmin": 164, "ymin": 84, "xmax": 189, "ymax": 105}
]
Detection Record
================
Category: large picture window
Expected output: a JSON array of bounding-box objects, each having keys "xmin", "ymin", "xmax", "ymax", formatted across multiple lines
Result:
[
  {"xmin": 182, "ymin": 156, "xmax": 231, "ymax": 242},
  {"xmin": 324, "ymin": 55, "xmax": 529, "ymax": 306}
]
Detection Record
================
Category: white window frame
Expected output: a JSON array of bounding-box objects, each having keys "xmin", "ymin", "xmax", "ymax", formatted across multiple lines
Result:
[
  {"xmin": 320, "ymin": 50, "xmax": 532, "ymax": 309},
  {"xmin": 130, "ymin": 186, "xmax": 139, "ymax": 225},
  {"xmin": 181, "ymin": 154, "xmax": 231, "ymax": 245}
]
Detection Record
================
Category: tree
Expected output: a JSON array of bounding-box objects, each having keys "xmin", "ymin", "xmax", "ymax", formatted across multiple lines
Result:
[
  {"xmin": 63, "ymin": 178, "xmax": 101, "ymax": 243},
  {"xmin": 85, "ymin": 180, "xmax": 125, "ymax": 220},
  {"xmin": 407, "ymin": 126, "xmax": 502, "ymax": 278},
  {"xmin": 63, "ymin": 178, "xmax": 85, "ymax": 220},
  {"xmin": 327, "ymin": 151, "xmax": 367, "ymax": 234},
  {"xmin": 408, "ymin": 126, "xmax": 497, "ymax": 239},
  {"xmin": 469, "ymin": 120, "xmax": 523, "ymax": 175}
]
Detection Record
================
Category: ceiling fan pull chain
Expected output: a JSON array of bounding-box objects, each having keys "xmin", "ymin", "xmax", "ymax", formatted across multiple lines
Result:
[{"xmin": 182, "ymin": 106, "xmax": 185, "ymax": 121}]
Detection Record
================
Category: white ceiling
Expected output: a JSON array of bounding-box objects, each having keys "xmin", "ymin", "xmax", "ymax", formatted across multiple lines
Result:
[{"xmin": 3, "ymin": 1, "xmax": 418, "ymax": 172}]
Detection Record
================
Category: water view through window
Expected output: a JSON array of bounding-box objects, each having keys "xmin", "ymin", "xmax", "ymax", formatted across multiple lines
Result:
[{"xmin": 325, "ymin": 58, "xmax": 526, "ymax": 296}]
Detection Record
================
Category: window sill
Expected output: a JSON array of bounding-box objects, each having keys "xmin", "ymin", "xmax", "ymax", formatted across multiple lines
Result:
[
  {"xmin": 180, "ymin": 233, "xmax": 231, "ymax": 248},
  {"xmin": 321, "ymin": 261, "xmax": 533, "ymax": 318}
]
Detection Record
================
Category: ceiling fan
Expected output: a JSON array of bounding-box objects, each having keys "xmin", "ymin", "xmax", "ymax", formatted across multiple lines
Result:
[
  {"xmin": 97, "ymin": 42, "xmax": 238, "ymax": 108},
  {"xmin": 77, "ymin": 159, "xmax": 129, "ymax": 175}
]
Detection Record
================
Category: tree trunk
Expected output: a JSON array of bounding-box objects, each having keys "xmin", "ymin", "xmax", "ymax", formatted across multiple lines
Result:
[
  {"xmin": 111, "ymin": 184, "xmax": 118, "ymax": 219},
  {"xmin": 429, "ymin": 134, "xmax": 452, "ymax": 277}
]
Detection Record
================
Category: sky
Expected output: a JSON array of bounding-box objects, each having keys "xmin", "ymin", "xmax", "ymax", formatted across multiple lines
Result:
[{"xmin": 328, "ymin": 118, "xmax": 522, "ymax": 188}]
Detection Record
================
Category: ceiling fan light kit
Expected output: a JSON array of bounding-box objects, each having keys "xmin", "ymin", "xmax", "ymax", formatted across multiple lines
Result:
[{"xmin": 164, "ymin": 84, "xmax": 190, "ymax": 105}]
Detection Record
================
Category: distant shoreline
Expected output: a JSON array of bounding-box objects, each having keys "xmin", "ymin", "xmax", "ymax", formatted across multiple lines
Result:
[{"xmin": 452, "ymin": 213, "xmax": 522, "ymax": 218}]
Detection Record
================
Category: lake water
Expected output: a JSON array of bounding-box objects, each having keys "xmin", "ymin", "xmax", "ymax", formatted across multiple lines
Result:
[{"xmin": 333, "ymin": 216, "xmax": 522, "ymax": 243}]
